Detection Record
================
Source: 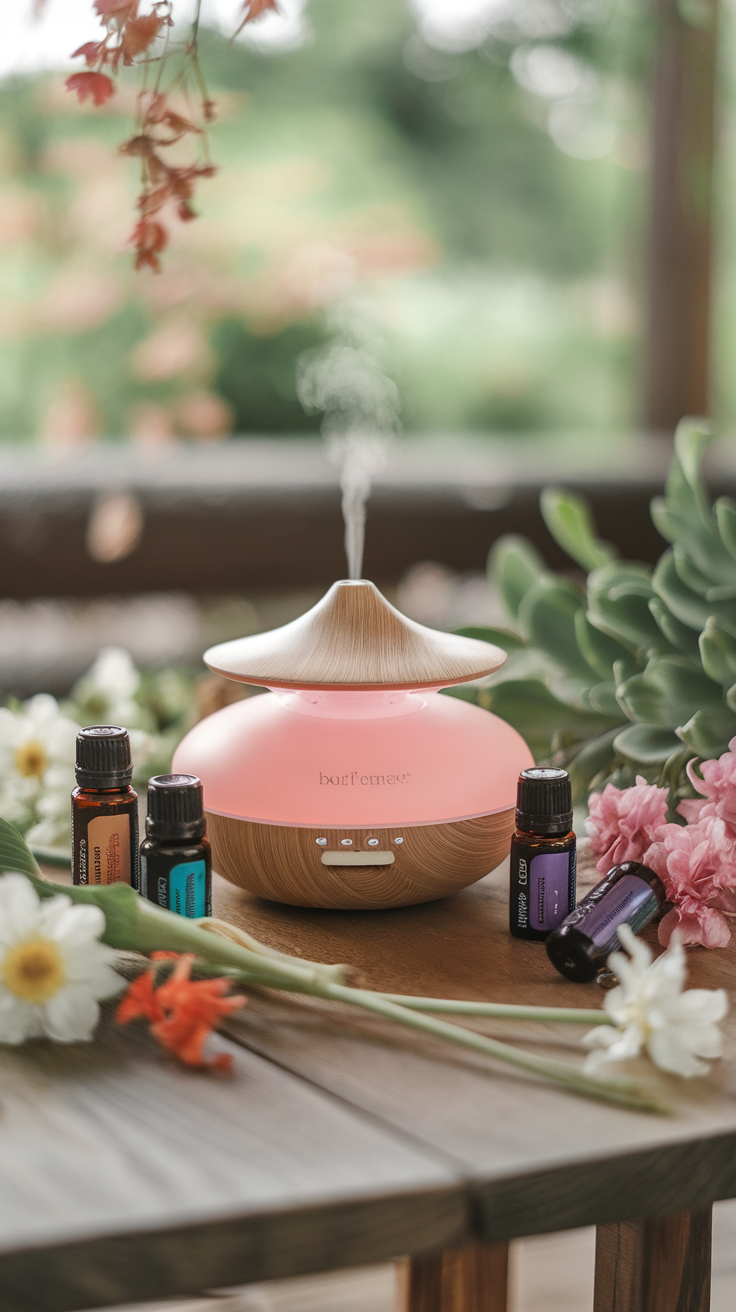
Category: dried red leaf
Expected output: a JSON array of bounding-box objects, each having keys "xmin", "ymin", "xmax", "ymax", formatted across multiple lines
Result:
[
  {"xmin": 94, "ymin": 0, "xmax": 138, "ymax": 19},
  {"xmin": 131, "ymin": 217, "xmax": 168, "ymax": 272},
  {"xmin": 66, "ymin": 71, "xmax": 115, "ymax": 106},
  {"xmin": 178, "ymin": 201, "xmax": 197, "ymax": 221},
  {"xmin": 72, "ymin": 41, "xmax": 107, "ymax": 67},
  {"xmin": 240, "ymin": 0, "xmax": 279, "ymax": 21},
  {"xmin": 121, "ymin": 13, "xmax": 163, "ymax": 62}
]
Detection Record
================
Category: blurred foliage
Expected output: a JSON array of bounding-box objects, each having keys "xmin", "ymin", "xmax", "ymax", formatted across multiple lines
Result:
[
  {"xmin": 449, "ymin": 419, "xmax": 736, "ymax": 812},
  {"xmin": 0, "ymin": 0, "xmax": 650, "ymax": 440}
]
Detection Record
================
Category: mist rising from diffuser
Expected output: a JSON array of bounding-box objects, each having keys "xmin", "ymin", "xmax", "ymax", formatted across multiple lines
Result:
[{"xmin": 297, "ymin": 295, "xmax": 400, "ymax": 579}]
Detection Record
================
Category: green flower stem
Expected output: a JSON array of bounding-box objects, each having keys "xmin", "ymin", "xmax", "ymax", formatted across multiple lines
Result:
[
  {"xmin": 22, "ymin": 867, "xmax": 659, "ymax": 1112},
  {"xmin": 317, "ymin": 982, "xmax": 665, "ymax": 1114},
  {"xmin": 373, "ymin": 994, "xmax": 614, "ymax": 1025}
]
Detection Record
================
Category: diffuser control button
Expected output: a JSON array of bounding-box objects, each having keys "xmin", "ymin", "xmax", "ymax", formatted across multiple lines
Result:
[
  {"xmin": 393, "ymin": 836, "xmax": 404, "ymax": 845},
  {"xmin": 365, "ymin": 837, "xmax": 380, "ymax": 847},
  {"xmin": 316, "ymin": 838, "xmax": 327, "ymax": 846},
  {"xmin": 340, "ymin": 838, "xmax": 353, "ymax": 846}
]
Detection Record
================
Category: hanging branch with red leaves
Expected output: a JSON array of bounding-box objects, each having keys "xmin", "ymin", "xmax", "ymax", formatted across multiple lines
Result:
[{"xmin": 66, "ymin": 0, "xmax": 279, "ymax": 271}]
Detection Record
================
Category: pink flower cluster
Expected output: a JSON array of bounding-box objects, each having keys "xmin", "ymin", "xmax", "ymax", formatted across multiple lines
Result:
[{"xmin": 587, "ymin": 741, "xmax": 736, "ymax": 949}]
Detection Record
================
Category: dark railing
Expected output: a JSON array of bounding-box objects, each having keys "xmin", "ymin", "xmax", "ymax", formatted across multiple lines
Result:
[{"xmin": 0, "ymin": 437, "xmax": 715, "ymax": 598}]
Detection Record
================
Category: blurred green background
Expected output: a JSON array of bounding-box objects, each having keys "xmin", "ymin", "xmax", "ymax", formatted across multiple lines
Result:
[{"xmin": 0, "ymin": 0, "xmax": 692, "ymax": 443}]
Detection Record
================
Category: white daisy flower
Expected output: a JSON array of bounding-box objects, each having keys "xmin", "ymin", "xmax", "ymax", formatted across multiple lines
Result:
[
  {"xmin": 0, "ymin": 694, "xmax": 79, "ymax": 840},
  {"xmin": 583, "ymin": 925, "xmax": 728, "ymax": 1078},
  {"xmin": 71, "ymin": 647, "xmax": 145, "ymax": 729},
  {"xmin": 0, "ymin": 874, "xmax": 121, "ymax": 1044}
]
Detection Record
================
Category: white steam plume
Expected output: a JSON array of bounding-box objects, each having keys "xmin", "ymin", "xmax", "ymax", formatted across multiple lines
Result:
[{"xmin": 297, "ymin": 295, "xmax": 400, "ymax": 580}]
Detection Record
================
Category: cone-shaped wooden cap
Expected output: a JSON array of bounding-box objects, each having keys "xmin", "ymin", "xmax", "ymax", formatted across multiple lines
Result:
[{"xmin": 204, "ymin": 579, "xmax": 507, "ymax": 691}]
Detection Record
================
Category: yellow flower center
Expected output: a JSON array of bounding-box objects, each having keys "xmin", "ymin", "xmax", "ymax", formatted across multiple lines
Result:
[
  {"xmin": 2, "ymin": 938, "xmax": 66, "ymax": 1003},
  {"xmin": 15, "ymin": 739, "xmax": 48, "ymax": 780}
]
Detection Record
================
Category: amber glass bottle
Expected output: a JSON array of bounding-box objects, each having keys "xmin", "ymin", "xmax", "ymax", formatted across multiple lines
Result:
[
  {"xmin": 72, "ymin": 726, "xmax": 139, "ymax": 890},
  {"xmin": 509, "ymin": 767, "xmax": 576, "ymax": 941}
]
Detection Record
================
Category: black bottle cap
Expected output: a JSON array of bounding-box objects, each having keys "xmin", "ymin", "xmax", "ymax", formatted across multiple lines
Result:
[
  {"xmin": 146, "ymin": 774, "xmax": 205, "ymax": 842},
  {"xmin": 76, "ymin": 726, "xmax": 133, "ymax": 789},
  {"xmin": 516, "ymin": 767, "xmax": 572, "ymax": 836}
]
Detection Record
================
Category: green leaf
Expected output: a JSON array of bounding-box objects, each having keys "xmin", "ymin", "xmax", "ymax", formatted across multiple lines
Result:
[
  {"xmin": 700, "ymin": 617, "xmax": 736, "ymax": 687},
  {"xmin": 518, "ymin": 577, "xmax": 594, "ymax": 680},
  {"xmin": 651, "ymin": 551, "xmax": 712, "ymax": 630},
  {"xmin": 454, "ymin": 626, "xmax": 524, "ymax": 651},
  {"xmin": 0, "ymin": 819, "xmax": 40, "ymax": 879},
  {"xmin": 588, "ymin": 682, "xmax": 623, "ymax": 717},
  {"xmin": 482, "ymin": 678, "xmax": 619, "ymax": 758},
  {"xmin": 613, "ymin": 724, "xmax": 683, "ymax": 764},
  {"xmin": 488, "ymin": 536, "xmax": 546, "ymax": 625},
  {"xmin": 540, "ymin": 487, "xmax": 616, "ymax": 571},
  {"xmin": 587, "ymin": 562, "xmax": 662, "ymax": 650},
  {"xmin": 648, "ymin": 597, "xmax": 702, "ymax": 659},
  {"xmin": 677, "ymin": 708, "xmax": 736, "ymax": 759},
  {"xmin": 617, "ymin": 655, "xmax": 724, "ymax": 730},
  {"xmin": 574, "ymin": 610, "xmax": 633, "ymax": 680},
  {"xmin": 715, "ymin": 497, "xmax": 736, "ymax": 562},
  {"xmin": 566, "ymin": 727, "xmax": 622, "ymax": 801}
]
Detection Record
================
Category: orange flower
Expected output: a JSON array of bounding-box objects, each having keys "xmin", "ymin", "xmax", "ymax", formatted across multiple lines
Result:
[
  {"xmin": 66, "ymin": 71, "xmax": 115, "ymax": 106},
  {"xmin": 116, "ymin": 952, "xmax": 246, "ymax": 1071}
]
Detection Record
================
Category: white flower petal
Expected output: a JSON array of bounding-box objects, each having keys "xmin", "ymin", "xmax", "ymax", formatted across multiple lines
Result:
[
  {"xmin": 43, "ymin": 985, "xmax": 101, "ymax": 1043},
  {"xmin": 0, "ymin": 874, "xmax": 43, "ymax": 944},
  {"xmin": 0, "ymin": 989, "xmax": 43, "ymax": 1043},
  {"xmin": 647, "ymin": 1027, "xmax": 710, "ymax": 1078}
]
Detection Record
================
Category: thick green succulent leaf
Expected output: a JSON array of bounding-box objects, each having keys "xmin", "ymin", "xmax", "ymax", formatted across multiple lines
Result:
[
  {"xmin": 651, "ymin": 550, "xmax": 712, "ymax": 630},
  {"xmin": 517, "ymin": 576, "xmax": 594, "ymax": 680},
  {"xmin": 651, "ymin": 420, "xmax": 736, "ymax": 587},
  {"xmin": 454, "ymin": 626, "xmax": 525, "ymax": 652},
  {"xmin": 677, "ymin": 708, "xmax": 736, "ymax": 758},
  {"xmin": 617, "ymin": 655, "xmax": 724, "ymax": 730},
  {"xmin": 540, "ymin": 487, "xmax": 616, "ymax": 571},
  {"xmin": 566, "ymin": 727, "xmax": 622, "ymax": 800},
  {"xmin": 648, "ymin": 597, "xmax": 702, "ymax": 659},
  {"xmin": 700, "ymin": 617, "xmax": 736, "ymax": 687},
  {"xmin": 587, "ymin": 562, "xmax": 663, "ymax": 650},
  {"xmin": 613, "ymin": 724, "xmax": 683, "ymax": 764},
  {"xmin": 489, "ymin": 536, "xmax": 546, "ymax": 625},
  {"xmin": 575, "ymin": 610, "xmax": 633, "ymax": 680},
  {"xmin": 727, "ymin": 684, "xmax": 736, "ymax": 714},
  {"xmin": 481, "ymin": 678, "xmax": 618, "ymax": 757},
  {"xmin": 588, "ymin": 681, "xmax": 625, "ymax": 717},
  {"xmin": 715, "ymin": 497, "xmax": 736, "ymax": 562},
  {"xmin": 672, "ymin": 542, "xmax": 719, "ymax": 597}
]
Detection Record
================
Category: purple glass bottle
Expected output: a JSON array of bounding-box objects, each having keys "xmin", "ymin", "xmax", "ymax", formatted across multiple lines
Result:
[
  {"xmin": 546, "ymin": 861, "xmax": 668, "ymax": 982},
  {"xmin": 509, "ymin": 767, "xmax": 576, "ymax": 940}
]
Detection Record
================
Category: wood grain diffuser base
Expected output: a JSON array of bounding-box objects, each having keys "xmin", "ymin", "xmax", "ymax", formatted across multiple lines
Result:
[{"xmin": 173, "ymin": 580, "xmax": 533, "ymax": 909}]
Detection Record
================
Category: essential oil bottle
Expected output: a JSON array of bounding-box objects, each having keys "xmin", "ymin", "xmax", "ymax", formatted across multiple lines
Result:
[
  {"xmin": 72, "ymin": 726, "xmax": 139, "ymax": 889},
  {"xmin": 545, "ymin": 860, "xmax": 668, "ymax": 982},
  {"xmin": 140, "ymin": 774, "xmax": 211, "ymax": 918},
  {"xmin": 509, "ymin": 767, "xmax": 576, "ymax": 940}
]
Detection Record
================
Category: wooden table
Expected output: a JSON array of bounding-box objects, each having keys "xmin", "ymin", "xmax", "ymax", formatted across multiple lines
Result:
[{"xmin": 2, "ymin": 861, "xmax": 736, "ymax": 1312}]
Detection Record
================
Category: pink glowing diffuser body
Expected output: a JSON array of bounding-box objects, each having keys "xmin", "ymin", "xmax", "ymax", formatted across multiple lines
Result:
[{"xmin": 173, "ymin": 579, "xmax": 533, "ymax": 909}]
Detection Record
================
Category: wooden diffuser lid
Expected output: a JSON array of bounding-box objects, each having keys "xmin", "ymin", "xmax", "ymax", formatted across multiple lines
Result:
[{"xmin": 204, "ymin": 580, "xmax": 507, "ymax": 691}]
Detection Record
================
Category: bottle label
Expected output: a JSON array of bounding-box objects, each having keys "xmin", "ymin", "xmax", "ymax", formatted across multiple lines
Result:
[
  {"xmin": 168, "ymin": 860, "xmax": 207, "ymax": 918},
  {"xmin": 529, "ymin": 851, "xmax": 574, "ymax": 931},
  {"xmin": 583, "ymin": 873, "xmax": 659, "ymax": 947},
  {"xmin": 87, "ymin": 814, "xmax": 131, "ymax": 885}
]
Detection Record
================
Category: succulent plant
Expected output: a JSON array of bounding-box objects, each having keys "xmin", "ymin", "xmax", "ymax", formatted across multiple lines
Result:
[{"xmin": 449, "ymin": 419, "xmax": 736, "ymax": 809}]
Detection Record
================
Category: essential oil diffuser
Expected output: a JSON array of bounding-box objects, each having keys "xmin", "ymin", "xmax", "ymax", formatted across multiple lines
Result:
[{"xmin": 173, "ymin": 580, "xmax": 533, "ymax": 909}]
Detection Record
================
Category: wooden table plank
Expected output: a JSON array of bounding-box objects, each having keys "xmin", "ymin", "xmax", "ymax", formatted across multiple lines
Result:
[
  {"xmin": 213, "ymin": 864, "xmax": 736, "ymax": 1239},
  {"xmin": 0, "ymin": 1013, "xmax": 464, "ymax": 1312}
]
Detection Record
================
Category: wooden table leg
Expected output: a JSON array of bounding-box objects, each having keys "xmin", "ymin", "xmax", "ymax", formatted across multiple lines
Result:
[
  {"xmin": 594, "ymin": 1206, "xmax": 712, "ymax": 1312},
  {"xmin": 398, "ymin": 1241, "xmax": 509, "ymax": 1312}
]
